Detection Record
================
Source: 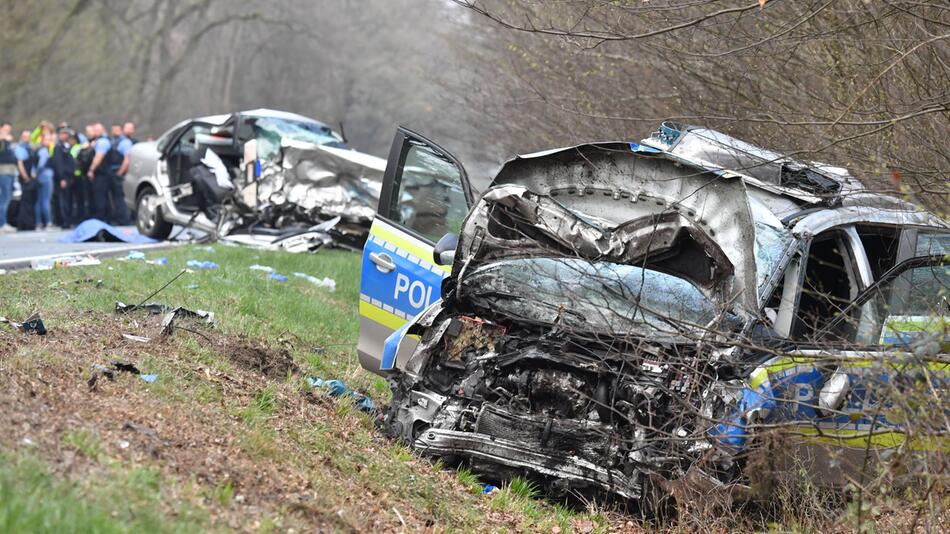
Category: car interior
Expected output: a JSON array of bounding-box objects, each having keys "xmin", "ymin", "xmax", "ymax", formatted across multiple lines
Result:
[
  {"xmin": 791, "ymin": 231, "xmax": 861, "ymax": 340},
  {"xmin": 856, "ymin": 224, "xmax": 901, "ymax": 279},
  {"xmin": 166, "ymin": 121, "xmax": 247, "ymax": 215}
]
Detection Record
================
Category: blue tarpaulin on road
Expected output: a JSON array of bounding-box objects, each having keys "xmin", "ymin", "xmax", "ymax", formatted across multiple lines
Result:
[{"xmin": 59, "ymin": 219, "xmax": 157, "ymax": 244}]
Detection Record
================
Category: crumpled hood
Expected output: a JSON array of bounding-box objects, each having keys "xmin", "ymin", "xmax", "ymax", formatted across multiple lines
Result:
[
  {"xmin": 256, "ymin": 141, "xmax": 385, "ymax": 223},
  {"xmin": 453, "ymin": 142, "xmax": 760, "ymax": 313}
]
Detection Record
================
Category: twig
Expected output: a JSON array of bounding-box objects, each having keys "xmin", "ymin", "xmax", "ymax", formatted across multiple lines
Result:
[
  {"xmin": 134, "ymin": 269, "xmax": 188, "ymax": 309},
  {"xmin": 392, "ymin": 507, "xmax": 407, "ymax": 530}
]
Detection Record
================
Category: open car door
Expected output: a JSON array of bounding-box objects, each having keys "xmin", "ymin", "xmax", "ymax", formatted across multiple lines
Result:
[{"xmin": 357, "ymin": 127, "xmax": 473, "ymax": 374}]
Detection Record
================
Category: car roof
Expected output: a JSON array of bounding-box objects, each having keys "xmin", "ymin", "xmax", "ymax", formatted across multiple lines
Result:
[
  {"xmin": 501, "ymin": 132, "xmax": 947, "ymax": 233},
  {"xmin": 191, "ymin": 109, "xmax": 333, "ymax": 130}
]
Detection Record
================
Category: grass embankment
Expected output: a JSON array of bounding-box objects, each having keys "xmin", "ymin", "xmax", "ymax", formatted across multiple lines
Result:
[{"xmin": 0, "ymin": 245, "xmax": 618, "ymax": 533}]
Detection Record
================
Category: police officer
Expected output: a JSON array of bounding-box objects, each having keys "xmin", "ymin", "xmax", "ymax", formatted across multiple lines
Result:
[
  {"xmin": 122, "ymin": 122, "xmax": 138, "ymax": 145},
  {"xmin": 106, "ymin": 124, "xmax": 131, "ymax": 225},
  {"xmin": 86, "ymin": 123, "xmax": 115, "ymax": 222},
  {"xmin": 73, "ymin": 124, "xmax": 96, "ymax": 223}
]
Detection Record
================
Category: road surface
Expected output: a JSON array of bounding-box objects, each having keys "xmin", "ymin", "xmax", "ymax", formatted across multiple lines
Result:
[{"xmin": 0, "ymin": 226, "xmax": 200, "ymax": 271}]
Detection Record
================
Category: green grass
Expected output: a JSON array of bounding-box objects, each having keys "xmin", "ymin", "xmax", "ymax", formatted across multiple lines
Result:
[
  {"xmin": 0, "ymin": 453, "xmax": 207, "ymax": 533},
  {"xmin": 0, "ymin": 244, "xmax": 371, "ymax": 387},
  {"xmin": 0, "ymin": 244, "xmax": 617, "ymax": 532},
  {"xmin": 62, "ymin": 429, "xmax": 102, "ymax": 460}
]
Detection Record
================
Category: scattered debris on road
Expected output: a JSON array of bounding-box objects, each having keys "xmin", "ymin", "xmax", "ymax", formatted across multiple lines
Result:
[
  {"xmin": 30, "ymin": 255, "xmax": 102, "ymax": 270},
  {"xmin": 220, "ymin": 217, "xmax": 339, "ymax": 254}
]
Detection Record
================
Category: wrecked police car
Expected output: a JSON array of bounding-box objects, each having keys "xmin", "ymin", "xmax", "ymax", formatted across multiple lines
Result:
[
  {"xmin": 358, "ymin": 125, "xmax": 949, "ymax": 504},
  {"xmin": 124, "ymin": 109, "xmax": 385, "ymax": 249}
]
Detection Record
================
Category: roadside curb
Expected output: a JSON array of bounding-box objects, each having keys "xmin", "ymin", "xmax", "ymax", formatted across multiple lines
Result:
[{"xmin": 0, "ymin": 241, "xmax": 181, "ymax": 272}]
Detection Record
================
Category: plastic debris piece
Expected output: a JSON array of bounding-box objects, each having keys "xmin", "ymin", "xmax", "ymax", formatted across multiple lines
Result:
[
  {"xmin": 204, "ymin": 246, "xmax": 215, "ymax": 253},
  {"xmin": 126, "ymin": 250, "xmax": 146, "ymax": 260},
  {"xmin": 160, "ymin": 307, "xmax": 215, "ymax": 336},
  {"xmin": 268, "ymin": 273, "xmax": 289, "ymax": 282},
  {"xmin": 88, "ymin": 361, "xmax": 146, "ymax": 391},
  {"xmin": 186, "ymin": 284, "xmax": 199, "ymax": 289},
  {"xmin": 307, "ymin": 377, "xmax": 376, "ymax": 413},
  {"xmin": 118, "ymin": 440, "xmax": 130, "ymax": 449},
  {"xmin": 0, "ymin": 312, "xmax": 47, "ymax": 335},
  {"xmin": 88, "ymin": 364, "xmax": 115, "ymax": 391},
  {"xmin": 140, "ymin": 374, "xmax": 158, "ymax": 384},
  {"xmin": 186, "ymin": 260, "xmax": 219, "ymax": 270},
  {"xmin": 292, "ymin": 272, "xmax": 336, "ymax": 292},
  {"xmin": 482, "ymin": 484, "xmax": 499, "ymax": 494},
  {"xmin": 249, "ymin": 264, "xmax": 275, "ymax": 272},
  {"xmin": 146, "ymin": 257, "xmax": 169, "ymax": 266},
  {"xmin": 31, "ymin": 255, "xmax": 102, "ymax": 270},
  {"xmin": 122, "ymin": 334, "xmax": 150, "ymax": 343},
  {"xmin": 112, "ymin": 361, "xmax": 142, "ymax": 375}
]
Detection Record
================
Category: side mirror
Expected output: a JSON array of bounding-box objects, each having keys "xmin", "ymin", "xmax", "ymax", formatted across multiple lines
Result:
[{"xmin": 433, "ymin": 233, "xmax": 458, "ymax": 266}]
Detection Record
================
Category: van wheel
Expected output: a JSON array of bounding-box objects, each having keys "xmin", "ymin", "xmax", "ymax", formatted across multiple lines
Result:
[{"xmin": 136, "ymin": 187, "xmax": 173, "ymax": 240}]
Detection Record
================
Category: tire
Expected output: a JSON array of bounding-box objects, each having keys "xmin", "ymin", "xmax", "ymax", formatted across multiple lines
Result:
[{"xmin": 136, "ymin": 186, "xmax": 173, "ymax": 240}]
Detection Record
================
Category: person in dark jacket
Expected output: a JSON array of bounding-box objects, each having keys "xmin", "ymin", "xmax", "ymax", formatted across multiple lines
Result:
[
  {"xmin": 87, "ymin": 123, "xmax": 115, "ymax": 222},
  {"xmin": 50, "ymin": 127, "xmax": 78, "ymax": 228},
  {"xmin": 72, "ymin": 124, "xmax": 96, "ymax": 223},
  {"xmin": 0, "ymin": 122, "xmax": 17, "ymax": 232},
  {"xmin": 14, "ymin": 130, "xmax": 36, "ymax": 231}
]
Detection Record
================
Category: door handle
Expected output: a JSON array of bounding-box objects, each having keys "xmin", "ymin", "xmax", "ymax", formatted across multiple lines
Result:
[{"xmin": 369, "ymin": 251, "xmax": 396, "ymax": 273}]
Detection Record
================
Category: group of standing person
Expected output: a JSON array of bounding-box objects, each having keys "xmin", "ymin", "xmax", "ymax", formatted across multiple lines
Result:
[{"xmin": 0, "ymin": 120, "xmax": 139, "ymax": 232}]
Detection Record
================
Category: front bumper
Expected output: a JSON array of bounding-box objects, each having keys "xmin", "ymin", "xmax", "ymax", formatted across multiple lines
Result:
[{"xmin": 413, "ymin": 428, "xmax": 640, "ymax": 499}]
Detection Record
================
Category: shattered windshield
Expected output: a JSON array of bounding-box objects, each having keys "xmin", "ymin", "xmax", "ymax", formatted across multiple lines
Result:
[
  {"xmin": 750, "ymin": 198, "xmax": 791, "ymax": 293},
  {"xmin": 463, "ymin": 257, "xmax": 732, "ymax": 337},
  {"xmin": 250, "ymin": 117, "xmax": 344, "ymax": 161}
]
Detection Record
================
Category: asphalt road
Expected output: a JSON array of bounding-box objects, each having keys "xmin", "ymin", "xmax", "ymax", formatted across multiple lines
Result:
[{"xmin": 0, "ymin": 226, "xmax": 195, "ymax": 271}]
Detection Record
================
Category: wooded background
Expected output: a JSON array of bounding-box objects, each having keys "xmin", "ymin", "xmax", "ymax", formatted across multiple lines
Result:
[{"xmin": 1, "ymin": 0, "xmax": 946, "ymax": 212}]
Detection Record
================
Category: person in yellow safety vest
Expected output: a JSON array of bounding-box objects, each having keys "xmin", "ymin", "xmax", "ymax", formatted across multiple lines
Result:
[{"xmin": 30, "ymin": 121, "xmax": 54, "ymax": 146}]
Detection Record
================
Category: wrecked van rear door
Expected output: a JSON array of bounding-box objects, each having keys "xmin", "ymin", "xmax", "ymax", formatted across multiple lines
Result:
[{"xmin": 357, "ymin": 128, "xmax": 473, "ymax": 374}]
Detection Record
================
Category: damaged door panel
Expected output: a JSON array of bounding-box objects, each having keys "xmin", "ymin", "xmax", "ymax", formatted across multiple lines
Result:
[
  {"xmin": 361, "ymin": 125, "xmax": 950, "ymax": 507},
  {"xmin": 357, "ymin": 127, "xmax": 473, "ymax": 373}
]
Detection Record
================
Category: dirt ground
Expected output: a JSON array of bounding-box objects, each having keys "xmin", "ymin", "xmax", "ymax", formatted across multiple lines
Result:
[{"xmin": 1, "ymin": 310, "xmax": 584, "ymax": 532}]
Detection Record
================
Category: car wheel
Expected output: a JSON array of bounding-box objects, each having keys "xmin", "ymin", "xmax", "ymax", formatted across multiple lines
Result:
[{"xmin": 136, "ymin": 187, "xmax": 173, "ymax": 240}]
